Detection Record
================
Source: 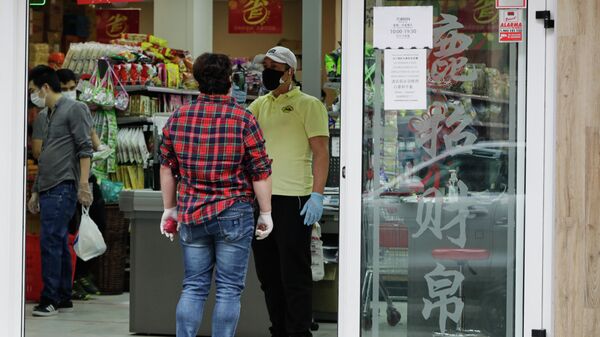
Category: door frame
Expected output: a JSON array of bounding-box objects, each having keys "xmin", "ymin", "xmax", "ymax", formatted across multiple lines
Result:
[
  {"xmin": 0, "ymin": 0, "xmax": 28, "ymax": 336},
  {"xmin": 338, "ymin": 1, "xmax": 555, "ymax": 337}
]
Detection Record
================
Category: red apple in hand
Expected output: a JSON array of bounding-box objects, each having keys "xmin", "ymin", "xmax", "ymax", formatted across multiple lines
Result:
[{"xmin": 164, "ymin": 218, "xmax": 178, "ymax": 234}]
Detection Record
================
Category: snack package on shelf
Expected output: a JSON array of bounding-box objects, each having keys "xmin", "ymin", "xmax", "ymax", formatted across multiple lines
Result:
[
  {"xmin": 166, "ymin": 63, "xmax": 180, "ymax": 88},
  {"xmin": 121, "ymin": 33, "xmax": 168, "ymax": 48}
]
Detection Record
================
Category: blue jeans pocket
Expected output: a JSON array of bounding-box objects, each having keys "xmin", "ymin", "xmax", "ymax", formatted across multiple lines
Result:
[{"xmin": 217, "ymin": 203, "xmax": 254, "ymax": 242}]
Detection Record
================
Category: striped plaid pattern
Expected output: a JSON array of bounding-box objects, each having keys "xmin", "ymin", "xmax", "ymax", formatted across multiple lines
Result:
[{"xmin": 160, "ymin": 93, "xmax": 272, "ymax": 226}]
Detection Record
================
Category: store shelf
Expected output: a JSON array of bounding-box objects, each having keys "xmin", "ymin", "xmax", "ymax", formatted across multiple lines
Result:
[
  {"xmin": 472, "ymin": 122, "xmax": 510, "ymax": 129},
  {"xmin": 123, "ymin": 85, "xmax": 200, "ymax": 96},
  {"xmin": 429, "ymin": 89, "xmax": 509, "ymax": 104}
]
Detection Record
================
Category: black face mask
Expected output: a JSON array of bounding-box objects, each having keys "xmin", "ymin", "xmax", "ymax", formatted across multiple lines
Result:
[{"xmin": 262, "ymin": 68, "xmax": 285, "ymax": 91}]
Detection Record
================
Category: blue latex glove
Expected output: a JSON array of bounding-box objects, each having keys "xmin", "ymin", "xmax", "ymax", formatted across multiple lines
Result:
[{"xmin": 300, "ymin": 192, "xmax": 324, "ymax": 225}]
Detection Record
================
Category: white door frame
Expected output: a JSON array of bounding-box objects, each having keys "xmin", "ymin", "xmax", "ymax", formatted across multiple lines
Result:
[
  {"xmin": 0, "ymin": 0, "xmax": 28, "ymax": 336},
  {"xmin": 338, "ymin": 1, "xmax": 555, "ymax": 337}
]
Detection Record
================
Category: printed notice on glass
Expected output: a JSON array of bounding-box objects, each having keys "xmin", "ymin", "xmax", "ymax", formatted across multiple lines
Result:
[
  {"xmin": 499, "ymin": 10, "xmax": 524, "ymax": 43},
  {"xmin": 496, "ymin": 0, "xmax": 527, "ymax": 8},
  {"xmin": 374, "ymin": 6, "xmax": 433, "ymax": 49},
  {"xmin": 384, "ymin": 49, "xmax": 427, "ymax": 110}
]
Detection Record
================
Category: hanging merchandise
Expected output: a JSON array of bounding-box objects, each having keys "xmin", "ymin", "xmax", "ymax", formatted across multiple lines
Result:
[
  {"xmin": 93, "ymin": 109, "xmax": 118, "ymax": 180},
  {"xmin": 92, "ymin": 65, "xmax": 116, "ymax": 109},
  {"xmin": 231, "ymin": 61, "xmax": 248, "ymax": 104},
  {"xmin": 110, "ymin": 65, "xmax": 130, "ymax": 111},
  {"xmin": 114, "ymin": 127, "xmax": 149, "ymax": 190}
]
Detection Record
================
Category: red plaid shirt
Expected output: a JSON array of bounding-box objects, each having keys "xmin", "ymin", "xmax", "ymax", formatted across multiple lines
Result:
[{"xmin": 160, "ymin": 94, "xmax": 272, "ymax": 226}]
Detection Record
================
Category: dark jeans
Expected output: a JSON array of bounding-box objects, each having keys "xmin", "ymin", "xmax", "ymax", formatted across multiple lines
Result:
[
  {"xmin": 176, "ymin": 202, "xmax": 255, "ymax": 337},
  {"xmin": 252, "ymin": 195, "xmax": 312, "ymax": 337},
  {"xmin": 68, "ymin": 175, "xmax": 106, "ymax": 279},
  {"xmin": 39, "ymin": 181, "xmax": 78, "ymax": 305}
]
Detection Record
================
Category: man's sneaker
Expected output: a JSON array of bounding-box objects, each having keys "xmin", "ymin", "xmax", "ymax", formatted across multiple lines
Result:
[
  {"xmin": 32, "ymin": 303, "xmax": 58, "ymax": 317},
  {"xmin": 79, "ymin": 276, "xmax": 101, "ymax": 295},
  {"xmin": 57, "ymin": 300, "xmax": 74, "ymax": 313}
]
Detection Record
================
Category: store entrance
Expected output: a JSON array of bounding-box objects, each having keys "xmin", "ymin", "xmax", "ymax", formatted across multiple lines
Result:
[{"xmin": 24, "ymin": 1, "xmax": 341, "ymax": 337}]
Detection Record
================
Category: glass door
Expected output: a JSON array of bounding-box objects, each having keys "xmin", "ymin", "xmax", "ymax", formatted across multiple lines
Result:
[{"xmin": 338, "ymin": 1, "xmax": 547, "ymax": 337}]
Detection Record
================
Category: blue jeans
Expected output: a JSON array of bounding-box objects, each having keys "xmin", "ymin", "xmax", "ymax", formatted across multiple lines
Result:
[
  {"xmin": 176, "ymin": 202, "xmax": 254, "ymax": 337},
  {"xmin": 39, "ymin": 181, "xmax": 77, "ymax": 305}
]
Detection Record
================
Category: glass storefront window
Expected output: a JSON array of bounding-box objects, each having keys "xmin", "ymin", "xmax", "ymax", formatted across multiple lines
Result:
[{"xmin": 360, "ymin": 1, "xmax": 526, "ymax": 336}]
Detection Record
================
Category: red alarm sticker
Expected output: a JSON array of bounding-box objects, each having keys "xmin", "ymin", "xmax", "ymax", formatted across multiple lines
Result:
[{"xmin": 499, "ymin": 10, "xmax": 524, "ymax": 43}]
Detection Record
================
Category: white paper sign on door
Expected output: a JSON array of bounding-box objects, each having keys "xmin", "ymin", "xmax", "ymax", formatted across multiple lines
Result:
[
  {"xmin": 496, "ymin": 0, "xmax": 527, "ymax": 8},
  {"xmin": 374, "ymin": 6, "xmax": 433, "ymax": 49},
  {"xmin": 384, "ymin": 49, "xmax": 427, "ymax": 110}
]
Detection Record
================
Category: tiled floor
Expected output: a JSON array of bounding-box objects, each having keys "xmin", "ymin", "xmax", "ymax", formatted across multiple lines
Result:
[{"xmin": 24, "ymin": 294, "xmax": 339, "ymax": 337}]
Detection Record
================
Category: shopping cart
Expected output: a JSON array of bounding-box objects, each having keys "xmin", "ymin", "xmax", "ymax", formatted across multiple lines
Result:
[{"xmin": 361, "ymin": 197, "xmax": 408, "ymax": 330}]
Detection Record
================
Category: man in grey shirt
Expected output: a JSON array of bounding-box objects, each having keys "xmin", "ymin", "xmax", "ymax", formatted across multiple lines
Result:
[{"xmin": 27, "ymin": 65, "xmax": 94, "ymax": 317}]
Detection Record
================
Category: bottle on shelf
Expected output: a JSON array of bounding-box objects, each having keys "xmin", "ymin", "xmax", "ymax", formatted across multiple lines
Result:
[{"xmin": 447, "ymin": 169, "xmax": 459, "ymax": 202}]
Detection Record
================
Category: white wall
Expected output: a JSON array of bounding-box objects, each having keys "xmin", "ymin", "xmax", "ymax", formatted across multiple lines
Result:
[{"xmin": 0, "ymin": 1, "xmax": 27, "ymax": 336}]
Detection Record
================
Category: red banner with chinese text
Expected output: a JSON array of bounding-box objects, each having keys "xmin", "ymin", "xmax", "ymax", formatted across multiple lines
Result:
[
  {"xmin": 96, "ymin": 9, "xmax": 140, "ymax": 44},
  {"xmin": 78, "ymin": 0, "xmax": 142, "ymax": 4},
  {"xmin": 229, "ymin": 0, "xmax": 282, "ymax": 34}
]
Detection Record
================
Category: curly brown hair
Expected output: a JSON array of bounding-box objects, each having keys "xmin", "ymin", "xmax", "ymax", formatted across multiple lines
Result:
[{"xmin": 193, "ymin": 53, "xmax": 233, "ymax": 95}]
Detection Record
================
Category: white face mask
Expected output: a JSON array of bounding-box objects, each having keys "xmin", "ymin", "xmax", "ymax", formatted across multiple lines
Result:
[
  {"xmin": 63, "ymin": 90, "xmax": 77, "ymax": 100},
  {"xmin": 30, "ymin": 88, "xmax": 47, "ymax": 108}
]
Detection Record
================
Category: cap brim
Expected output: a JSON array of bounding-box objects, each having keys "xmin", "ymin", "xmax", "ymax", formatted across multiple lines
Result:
[{"xmin": 264, "ymin": 55, "xmax": 293, "ymax": 68}]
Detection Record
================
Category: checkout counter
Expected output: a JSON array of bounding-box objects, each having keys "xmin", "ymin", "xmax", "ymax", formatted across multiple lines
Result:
[{"xmin": 120, "ymin": 189, "xmax": 270, "ymax": 336}]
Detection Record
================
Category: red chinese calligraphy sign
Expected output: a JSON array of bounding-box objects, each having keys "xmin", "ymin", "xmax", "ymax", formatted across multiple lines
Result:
[
  {"xmin": 96, "ymin": 9, "xmax": 140, "ymax": 44},
  {"xmin": 78, "ymin": 0, "xmax": 142, "ymax": 4},
  {"xmin": 229, "ymin": 0, "xmax": 282, "ymax": 34}
]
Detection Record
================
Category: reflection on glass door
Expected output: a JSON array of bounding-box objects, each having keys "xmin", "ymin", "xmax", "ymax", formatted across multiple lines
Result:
[{"xmin": 360, "ymin": 1, "xmax": 526, "ymax": 337}]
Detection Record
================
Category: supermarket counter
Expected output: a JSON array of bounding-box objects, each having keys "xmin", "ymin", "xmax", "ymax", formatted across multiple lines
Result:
[{"xmin": 120, "ymin": 189, "xmax": 270, "ymax": 336}]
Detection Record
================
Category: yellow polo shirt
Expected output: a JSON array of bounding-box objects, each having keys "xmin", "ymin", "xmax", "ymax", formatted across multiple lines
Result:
[{"xmin": 248, "ymin": 87, "xmax": 329, "ymax": 196}]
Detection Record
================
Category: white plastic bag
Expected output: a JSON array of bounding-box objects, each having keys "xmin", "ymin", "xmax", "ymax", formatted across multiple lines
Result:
[
  {"xmin": 74, "ymin": 207, "xmax": 107, "ymax": 261},
  {"xmin": 311, "ymin": 222, "xmax": 325, "ymax": 281}
]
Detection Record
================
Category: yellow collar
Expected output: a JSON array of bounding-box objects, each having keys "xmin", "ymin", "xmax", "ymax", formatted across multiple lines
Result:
[{"xmin": 268, "ymin": 87, "xmax": 301, "ymax": 101}]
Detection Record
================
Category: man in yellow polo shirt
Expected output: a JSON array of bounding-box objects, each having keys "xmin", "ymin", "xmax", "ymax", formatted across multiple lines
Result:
[{"xmin": 249, "ymin": 46, "xmax": 329, "ymax": 337}]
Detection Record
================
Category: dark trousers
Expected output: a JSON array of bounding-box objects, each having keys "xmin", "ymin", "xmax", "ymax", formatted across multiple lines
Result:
[
  {"xmin": 68, "ymin": 175, "xmax": 106, "ymax": 279},
  {"xmin": 252, "ymin": 195, "xmax": 312, "ymax": 337},
  {"xmin": 39, "ymin": 181, "xmax": 78, "ymax": 305}
]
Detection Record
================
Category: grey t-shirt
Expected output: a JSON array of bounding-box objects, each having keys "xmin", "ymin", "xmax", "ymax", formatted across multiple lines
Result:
[{"xmin": 33, "ymin": 97, "xmax": 93, "ymax": 193}]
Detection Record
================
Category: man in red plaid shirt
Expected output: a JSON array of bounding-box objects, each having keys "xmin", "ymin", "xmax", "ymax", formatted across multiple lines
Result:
[{"xmin": 159, "ymin": 53, "xmax": 273, "ymax": 337}]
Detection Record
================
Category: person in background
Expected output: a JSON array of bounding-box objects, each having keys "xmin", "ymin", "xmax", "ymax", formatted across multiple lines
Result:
[
  {"xmin": 248, "ymin": 47, "xmax": 330, "ymax": 337},
  {"xmin": 58, "ymin": 68, "xmax": 107, "ymax": 299},
  {"xmin": 159, "ymin": 53, "xmax": 274, "ymax": 337},
  {"xmin": 27, "ymin": 65, "xmax": 93, "ymax": 317},
  {"xmin": 29, "ymin": 68, "xmax": 109, "ymax": 301}
]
